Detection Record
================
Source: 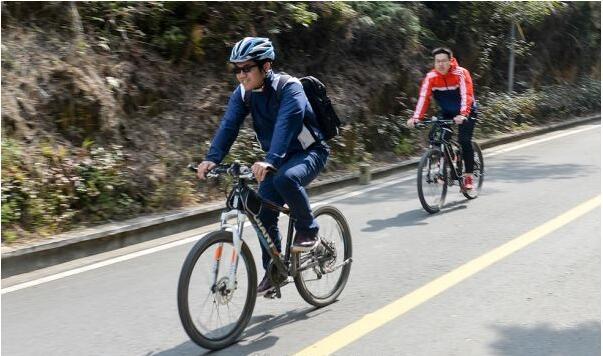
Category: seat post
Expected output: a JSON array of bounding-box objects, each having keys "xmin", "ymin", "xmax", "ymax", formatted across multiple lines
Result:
[{"xmin": 284, "ymin": 217, "xmax": 296, "ymax": 266}]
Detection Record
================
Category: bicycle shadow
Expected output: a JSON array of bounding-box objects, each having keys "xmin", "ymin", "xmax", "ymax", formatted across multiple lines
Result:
[
  {"xmin": 341, "ymin": 182, "xmax": 416, "ymax": 206},
  {"xmin": 228, "ymin": 306, "xmax": 330, "ymax": 354},
  {"xmin": 362, "ymin": 199, "xmax": 469, "ymax": 232},
  {"xmin": 151, "ymin": 306, "xmax": 329, "ymax": 356}
]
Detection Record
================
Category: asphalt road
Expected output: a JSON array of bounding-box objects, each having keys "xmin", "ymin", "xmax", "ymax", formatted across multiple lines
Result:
[{"xmin": 2, "ymin": 122, "xmax": 600, "ymax": 356}]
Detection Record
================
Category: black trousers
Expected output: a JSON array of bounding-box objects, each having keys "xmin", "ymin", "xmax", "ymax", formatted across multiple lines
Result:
[{"xmin": 442, "ymin": 112, "xmax": 476, "ymax": 173}]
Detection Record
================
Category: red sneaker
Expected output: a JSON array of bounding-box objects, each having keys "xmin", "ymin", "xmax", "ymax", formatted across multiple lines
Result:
[{"xmin": 463, "ymin": 175, "xmax": 474, "ymax": 190}]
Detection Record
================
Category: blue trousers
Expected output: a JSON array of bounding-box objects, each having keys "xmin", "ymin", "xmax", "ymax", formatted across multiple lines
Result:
[{"xmin": 255, "ymin": 145, "xmax": 329, "ymax": 270}]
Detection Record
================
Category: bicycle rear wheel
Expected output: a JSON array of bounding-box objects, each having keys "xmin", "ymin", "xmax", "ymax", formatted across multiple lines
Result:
[
  {"xmin": 417, "ymin": 148, "xmax": 447, "ymax": 213},
  {"xmin": 462, "ymin": 141, "xmax": 484, "ymax": 199},
  {"xmin": 177, "ymin": 230, "xmax": 257, "ymax": 350},
  {"xmin": 293, "ymin": 205, "xmax": 352, "ymax": 307}
]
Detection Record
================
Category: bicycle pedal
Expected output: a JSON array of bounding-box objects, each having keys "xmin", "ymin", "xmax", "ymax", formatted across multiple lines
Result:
[
  {"xmin": 263, "ymin": 290, "xmax": 278, "ymax": 299},
  {"xmin": 263, "ymin": 289, "xmax": 282, "ymax": 299}
]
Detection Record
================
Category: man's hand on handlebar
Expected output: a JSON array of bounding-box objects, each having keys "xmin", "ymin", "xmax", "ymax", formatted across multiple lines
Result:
[
  {"xmin": 406, "ymin": 118, "xmax": 419, "ymax": 128},
  {"xmin": 453, "ymin": 115, "xmax": 467, "ymax": 125},
  {"xmin": 251, "ymin": 161, "xmax": 275, "ymax": 183},
  {"xmin": 197, "ymin": 161, "xmax": 217, "ymax": 180}
]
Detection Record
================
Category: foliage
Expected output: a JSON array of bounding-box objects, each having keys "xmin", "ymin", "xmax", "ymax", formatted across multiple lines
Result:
[
  {"xmin": 420, "ymin": 2, "xmax": 567, "ymax": 89},
  {"xmin": 1, "ymin": 139, "xmax": 142, "ymax": 239},
  {"xmin": 476, "ymin": 78, "xmax": 601, "ymax": 135},
  {"xmin": 346, "ymin": 2, "xmax": 422, "ymax": 60},
  {"xmin": 327, "ymin": 123, "xmax": 372, "ymax": 169},
  {"xmin": 1, "ymin": 136, "xmax": 203, "ymax": 241},
  {"xmin": 222, "ymin": 128, "xmax": 265, "ymax": 165}
]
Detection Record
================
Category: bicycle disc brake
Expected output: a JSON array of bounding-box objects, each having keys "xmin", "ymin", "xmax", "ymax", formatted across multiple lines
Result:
[{"xmin": 213, "ymin": 277, "xmax": 234, "ymax": 305}]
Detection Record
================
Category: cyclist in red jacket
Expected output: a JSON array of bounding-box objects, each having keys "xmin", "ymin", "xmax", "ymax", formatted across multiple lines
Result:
[{"xmin": 407, "ymin": 47, "xmax": 478, "ymax": 190}]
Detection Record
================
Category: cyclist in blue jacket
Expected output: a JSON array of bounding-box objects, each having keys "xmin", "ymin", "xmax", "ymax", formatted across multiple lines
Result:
[{"xmin": 197, "ymin": 37, "xmax": 329, "ymax": 295}]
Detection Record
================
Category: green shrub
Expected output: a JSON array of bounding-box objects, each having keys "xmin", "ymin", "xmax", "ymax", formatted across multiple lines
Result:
[
  {"xmin": 1, "ymin": 139, "xmax": 143, "ymax": 240},
  {"xmin": 476, "ymin": 78, "xmax": 600, "ymax": 136}
]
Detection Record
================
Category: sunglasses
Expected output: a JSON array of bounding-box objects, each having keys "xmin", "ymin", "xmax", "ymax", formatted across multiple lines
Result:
[{"xmin": 232, "ymin": 64, "xmax": 258, "ymax": 75}]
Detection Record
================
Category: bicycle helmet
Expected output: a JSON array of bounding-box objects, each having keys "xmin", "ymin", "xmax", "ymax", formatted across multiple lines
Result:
[{"xmin": 230, "ymin": 37, "xmax": 275, "ymax": 63}]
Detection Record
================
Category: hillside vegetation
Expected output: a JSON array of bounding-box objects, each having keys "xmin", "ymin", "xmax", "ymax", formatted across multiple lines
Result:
[{"xmin": 1, "ymin": 2, "xmax": 600, "ymax": 242}]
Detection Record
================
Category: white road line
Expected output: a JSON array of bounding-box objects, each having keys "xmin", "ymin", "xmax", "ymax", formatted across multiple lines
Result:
[
  {"xmin": 2, "ymin": 123, "xmax": 599, "ymax": 294},
  {"xmin": 2, "ymin": 175, "xmax": 415, "ymax": 294},
  {"xmin": 484, "ymin": 125, "xmax": 599, "ymax": 157},
  {"xmin": 1, "ymin": 233, "xmax": 206, "ymax": 294}
]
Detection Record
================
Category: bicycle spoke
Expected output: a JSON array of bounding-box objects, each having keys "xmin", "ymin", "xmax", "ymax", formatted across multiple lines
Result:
[
  {"xmin": 182, "ymin": 236, "xmax": 253, "ymax": 343},
  {"xmin": 418, "ymin": 149, "xmax": 446, "ymax": 213},
  {"xmin": 299, "ymin": 214, "xmax": 344, "ymax": 298}
]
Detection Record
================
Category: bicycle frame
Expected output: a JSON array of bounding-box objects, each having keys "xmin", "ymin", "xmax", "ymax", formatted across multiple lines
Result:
[
  {"xmin": 428, "ymin": 121, "xmax": 464, "ymax": 185},
  {"xmin": 211, "ymin": 177, "xmax": 297, "ymax": 293},
  {"xmin": 196, "ymin": 162, "xmax": 344, "ymax": 299}
]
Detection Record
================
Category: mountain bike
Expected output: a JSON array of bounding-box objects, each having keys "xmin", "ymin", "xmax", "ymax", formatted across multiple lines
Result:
[
  {"xmin": 177, "ymin": 163, "xmax": 353, "ymax": 350},
  {"xmin": 415, "ymin": 116, "xmax": 484, "ymax": 214}
]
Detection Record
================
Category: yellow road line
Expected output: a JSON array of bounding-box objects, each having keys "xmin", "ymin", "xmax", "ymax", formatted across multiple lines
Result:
[{"xmin": 295, "ymin": 195, "xmax": 601, "ymax": 356}]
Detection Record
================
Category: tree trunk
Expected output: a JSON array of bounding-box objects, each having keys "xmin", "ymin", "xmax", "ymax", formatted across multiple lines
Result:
[{"xmin": 507, "ymin": 21, "xmax": 516, "ymax": 93}]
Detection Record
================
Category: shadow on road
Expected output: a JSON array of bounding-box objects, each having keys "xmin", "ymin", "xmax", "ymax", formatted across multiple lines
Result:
[
  {"xmin": 489, "ymin": 321, "xmax": 601, "ymax": 356},
  {"xmin": 362, "ymin": 200, "xmax": 469, "ymax": 232},
  {"xmin": 342, "ymin": 182, "xmax": 416, "ymax": 205},
  {"xmin": 152, "ymin": 305, "xmax": 330, "ymax": 356},
  {"xmin": 487, "ymin": 156, "xmax": 596, "ymax": 183}
]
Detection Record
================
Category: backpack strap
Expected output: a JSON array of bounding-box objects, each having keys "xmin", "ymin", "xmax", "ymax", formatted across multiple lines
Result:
[
  {"xmin": 243, "ymin": 88, "xmax": 251, "ymax": 110},
  {"xmin": 243, "ymin": 74, "xmax": 290, "ymax": 109},
  {"xmin": 275, "ymin": 74, "xmax": 291, "ymax": 102}
]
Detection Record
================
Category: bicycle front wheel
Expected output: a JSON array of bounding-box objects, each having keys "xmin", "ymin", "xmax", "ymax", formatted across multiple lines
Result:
[
  {"xmin": 417, "ymin": 148, "xmax": 447, "ymax": 213},
  {"xmin": 177, "ymin": 230, "xmax": 257, "ymax": 350},
  {"xmin": 462, "ymin": 141, "xmax": 484, "ymax": 199},
  {"xmin": 294, "ymin": 205, "xmax": 352, "ymax": 307}
]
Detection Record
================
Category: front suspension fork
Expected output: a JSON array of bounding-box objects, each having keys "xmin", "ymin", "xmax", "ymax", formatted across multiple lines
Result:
[{"xmin": 210, "ymin": 210, "xmax": 247, "ymax": 292}]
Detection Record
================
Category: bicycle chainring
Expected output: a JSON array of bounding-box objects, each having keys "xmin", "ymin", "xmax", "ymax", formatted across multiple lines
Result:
[{"xmin": 267, "ymin": 260, "xmax": 287, "ymax": 287}]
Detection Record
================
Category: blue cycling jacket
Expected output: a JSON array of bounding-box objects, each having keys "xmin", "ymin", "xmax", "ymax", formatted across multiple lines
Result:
[{"xmin": 205, "ymin": 71, "xmax": 324, "ymax": 168}]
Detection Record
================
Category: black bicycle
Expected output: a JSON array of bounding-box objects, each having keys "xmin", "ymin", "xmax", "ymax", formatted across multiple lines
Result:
[
  {"xmin": 177, "ymin": 163, "xmax": 353, "ymax": 350},
  {"xmin": 416, "ymin": 116, "xmax": 484, "ymax": 214}
]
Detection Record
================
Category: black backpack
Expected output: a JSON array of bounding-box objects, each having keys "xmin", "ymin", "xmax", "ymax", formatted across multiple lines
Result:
[{"xmin": 244, "ymin": 74, "xmax": 342, "ymax": 141}]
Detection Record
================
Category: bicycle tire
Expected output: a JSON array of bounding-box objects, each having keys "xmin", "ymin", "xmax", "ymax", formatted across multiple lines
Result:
[
  {"xmin": 462, "ymin": 141, "xmax": 484, "ymax": 199},
  {"xmin": 417, "ymin": 148, "xmax": 447, "ymax": 213},
  {"xmin": 293, "ymin": 205, "xmax": 352, "ymax": 307},
  {"xmin": 177, "ymin": 230, "xmax": 257, "ymax": 350}
]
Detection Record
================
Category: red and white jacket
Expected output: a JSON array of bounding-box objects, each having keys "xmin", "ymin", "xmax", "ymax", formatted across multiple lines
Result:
[{"xmin": 412, "ymin": 58, "xmax": 476, "ymax": 120}]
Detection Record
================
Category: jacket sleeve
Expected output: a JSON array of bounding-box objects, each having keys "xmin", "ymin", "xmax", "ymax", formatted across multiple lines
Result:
[
  {"xmin": 458, "ymin": 68, "xmax": 475, "ymax": 117},
  {"xmin": 412, "ymin": 74, "xmax": 434, "ymax": 120},
  {"xmin": 205, "ymin": 86, "xmax": 248, "ymax": 164},
  {"xmin": 264, "ymin": 81, "xmax": 306, "ymax": 168}
]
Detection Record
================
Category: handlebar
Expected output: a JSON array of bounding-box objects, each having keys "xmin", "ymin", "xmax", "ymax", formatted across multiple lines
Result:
[
  {"xmin": 415, "ymin": 116, "xmax": 454, "ymax": 128},
  {"xmin": 188, "ymin": 162, "xmax": 256, "ymax": 181}
]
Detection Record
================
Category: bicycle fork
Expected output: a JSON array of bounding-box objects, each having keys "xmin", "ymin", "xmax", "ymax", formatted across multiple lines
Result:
[
  {"xmin": 210, "ymin": 210, "xmax": 247, "ymax": 293},
  {"xmin": 434, "ymin": 144, "xmax": 447, "ymax": 185}
]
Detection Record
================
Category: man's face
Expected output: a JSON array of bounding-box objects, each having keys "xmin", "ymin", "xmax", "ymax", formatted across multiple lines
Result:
[
  {"xmin": 234, "ymin": 60, "xmax": 265, "ymax": 91},
  {"xmin": 434, "ymin": 53, "xmax": 451, "ymax": 75}
]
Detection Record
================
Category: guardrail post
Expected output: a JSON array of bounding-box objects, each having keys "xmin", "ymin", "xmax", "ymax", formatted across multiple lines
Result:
[{"xmin": 359, "ymin": 163, "xmax": 371, "ymax": 185}]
